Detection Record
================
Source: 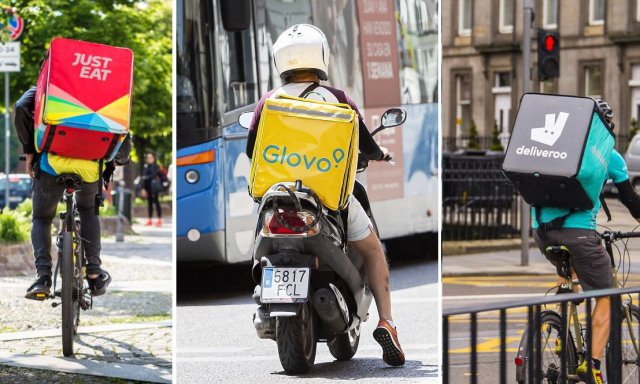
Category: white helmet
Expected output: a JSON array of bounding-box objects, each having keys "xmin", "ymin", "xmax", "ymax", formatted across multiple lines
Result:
[{"xmin": 273, "ymin": 24, "xmax": 330, "ymax": 81}]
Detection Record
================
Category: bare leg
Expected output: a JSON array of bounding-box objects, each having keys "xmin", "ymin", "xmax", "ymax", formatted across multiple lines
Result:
[
  {"xmin": 350, "ymin": 231, "xmax": 392, "ymax": 321},
  {"xmin": 591, "ymin": 296, "xmax": 611, "ymax": 360}
]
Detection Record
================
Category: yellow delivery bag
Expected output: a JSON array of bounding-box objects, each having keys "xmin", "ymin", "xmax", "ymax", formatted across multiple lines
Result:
[{"xmin": 249, "ymin": 94, "xmax": 359, "ymax": 211}]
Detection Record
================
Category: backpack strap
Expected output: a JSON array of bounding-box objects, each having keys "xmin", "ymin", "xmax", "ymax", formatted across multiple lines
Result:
[
  {"xmin": 299, "ymin": 82, "xmax": 320, "ymax": 98},
  {"xmin": 535, "ymin": 205, "xmax": 575, "ymax": 232},
  {"xmin": 600, "ymin": 193, "xmax": 612, "ymax": 222}
]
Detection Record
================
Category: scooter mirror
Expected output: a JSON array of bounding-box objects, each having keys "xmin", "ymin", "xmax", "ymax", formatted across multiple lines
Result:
[
  {"xmin": 381, "ymin": 108, "xmax": 407, "ymax": 128},
  {"xmin": 238, "ymin": 111, "xmax": 254, "ymax": 129}
]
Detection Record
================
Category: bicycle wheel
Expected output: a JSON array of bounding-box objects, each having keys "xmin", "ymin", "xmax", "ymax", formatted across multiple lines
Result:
[
  {"xmin": 515, "ymin": 310, "xmax": 578, "ymax": 383},
  {"xmin": 607, "ymin": 304, "xmax": 640, "ymax": 382},
  {"xmin": 61, "ymin": 231, "xmax": 78, "ymax": 357}
]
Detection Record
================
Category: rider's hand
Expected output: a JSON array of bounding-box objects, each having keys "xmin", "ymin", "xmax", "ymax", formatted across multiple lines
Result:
[
  {"xmin": 25, "ymin": 153, "xmax": 34, "ymax": 178},
  {"xmin": 376, "ymin": 146, "xmax": 389, "ymax": 162}
]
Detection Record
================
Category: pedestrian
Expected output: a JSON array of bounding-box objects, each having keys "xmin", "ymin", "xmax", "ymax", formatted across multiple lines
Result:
[{"xmin": 141, "ymin": 152, "xmax": 168, "ymax": 227}]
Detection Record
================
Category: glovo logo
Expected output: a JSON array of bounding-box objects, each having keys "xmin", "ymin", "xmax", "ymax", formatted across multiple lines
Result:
[{"xmin": 262, "ymin": 145, "xmax": 345, "ymax": 173}]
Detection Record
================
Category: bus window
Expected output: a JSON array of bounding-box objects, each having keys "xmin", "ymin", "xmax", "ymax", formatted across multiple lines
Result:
[
  {"xmin": 219, "ymin": 23, "xmax": 259, "ymax": 112},
  {"xmin": 396, "ymin": 0, "xmax": 439, "ymax": 104},
  {"xmin": 177, "ymin": 0, "xmax": 219, "ymax": 149}
]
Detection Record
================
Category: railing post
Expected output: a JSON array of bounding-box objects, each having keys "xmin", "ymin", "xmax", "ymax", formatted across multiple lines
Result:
[
  {"xmin": 609, "ymin": 294, "xmax": 623, "ymax": 384},
  {"xmin": 499, "ymin": 309, "xmax": 506, "ymax": 384},
  {"xmin": 443, "ymin": 315, "xmax": 449, "ymax": 384},
  {"xmin": 470, "ymin": 312, "xmax": 477, "ymax": 384}
]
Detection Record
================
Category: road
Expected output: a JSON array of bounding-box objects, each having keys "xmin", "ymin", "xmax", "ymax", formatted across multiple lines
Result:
[
  {"xmin": 443, "ymin": 199, "xmax": 640, "ymax": 382},
  {"xmin": 176, "ymin": 259, "xmax": 439, "ymax": 383}
]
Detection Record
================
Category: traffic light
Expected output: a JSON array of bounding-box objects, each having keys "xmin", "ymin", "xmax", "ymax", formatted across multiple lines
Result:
[{"xmin": 537, "ymin": 29, "xmax": 560, "ymax": 79}]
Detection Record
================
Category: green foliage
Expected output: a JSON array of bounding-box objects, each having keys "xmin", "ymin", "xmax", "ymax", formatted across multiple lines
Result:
[
  {"xmin": 100, "ymin": 203, "xmax": 117, "ymax": 216},
  {"xmin": 490, "ymin": 121, "xmax": 504, "ymax": 151},
  {"xmin": 14, "ymin": 197, "xmax": 31, "ymax": 217},
  {"xmin": 0, "ymin": 209, "xmax": 29, "ymax": 243},
  {"xmin": 6, "ymin": 0, "xmax": 172, "ymax": 160},
  {"xmin": 467, "ymin": 120, "xmax": 480, "ymax": 150}
]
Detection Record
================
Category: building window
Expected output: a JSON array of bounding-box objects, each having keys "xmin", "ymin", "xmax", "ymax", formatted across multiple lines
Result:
[
  {"xmin": 584, "ymin": 64, "xmax": 603, "ymax": 99},
  {"xmin": 543, "ymin": 0, "xmax": 558, "ymax": 29},
  {"xmin": 499, "ymin": 0, "xmax": 514, "ymax": 33},
  {"xmin": 458, "ymin": 0, "xmax": 472, "ymax": 36},
  {"xmin": 494, "ymin": 71, "xmax": 511, "ymax": 89},
  {"xmin": 589, "ymin": 0, "xmax": 605, "ymax": 25},
  {"xmin": 455, "ymin": 73, "xmax": 472, "ymax": 139}
]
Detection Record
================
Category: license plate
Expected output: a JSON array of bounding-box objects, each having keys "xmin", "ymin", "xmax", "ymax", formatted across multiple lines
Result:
[{"xmin": 260, "ymin": 267, "xmax": 310, "ymax": 303}]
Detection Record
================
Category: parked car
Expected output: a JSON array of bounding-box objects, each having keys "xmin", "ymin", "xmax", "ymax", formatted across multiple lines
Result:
[
  {"xmin": 0, "ymin": 174, "xmax": 32, "ymax": 210},
  {"xmin": 625, "ymin": 134, "xmax": 640, "ymax": 194}
]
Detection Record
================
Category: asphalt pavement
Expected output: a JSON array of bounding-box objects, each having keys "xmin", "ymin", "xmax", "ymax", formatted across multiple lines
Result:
[
  {"xmin": 176, "ymin": 258, "xmax": 439, "ymax": 383},
  {"xmin": 442, "ymin": 198, "xmax": 640, "ymax": 383}
]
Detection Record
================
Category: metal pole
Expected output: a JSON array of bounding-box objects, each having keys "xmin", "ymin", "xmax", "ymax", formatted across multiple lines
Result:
[
  {"xmin": 520, "ymin": 0, "xmax": 533, "ymax": 266},
  {"xmin": 115, "ymin": 179, "xmax": 125, "ymax": 242},
  {"xmin": 4, "ymin": 72, "xmax": 9, "ymax": 211}
]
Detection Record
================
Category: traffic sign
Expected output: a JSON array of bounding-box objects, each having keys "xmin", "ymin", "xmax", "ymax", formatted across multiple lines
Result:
[{"xmin": 0, "ymin": 42, "xmax": 19, "ymax": 72}]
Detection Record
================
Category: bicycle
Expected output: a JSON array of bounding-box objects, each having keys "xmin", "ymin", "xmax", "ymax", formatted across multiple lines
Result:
[
  {"xmin": 514, "ymin": 230, "xmax": 640, "ymax": 383},
  {"xmin": 39, "ymin": 173, "xmax": 94, "ymax": 357}
]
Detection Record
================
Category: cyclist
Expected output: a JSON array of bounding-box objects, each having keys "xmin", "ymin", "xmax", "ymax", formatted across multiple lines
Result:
[
  {"xmin": 14, "ymin": 86, "xmax": 126, "ymax": 300},
  {"xmin": 246, "ymin": 24, "xmax": 405, "ymax": 367},
  {"xmin": 534, "ymin": 99, "xmax": 640, "ymax": 383}
]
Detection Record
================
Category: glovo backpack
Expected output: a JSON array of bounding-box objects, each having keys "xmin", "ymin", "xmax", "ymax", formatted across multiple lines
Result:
[
  {"xmin": 34, "ymin": 37, "xmax": 134, "ymax": 161},
  {"xmin": 503, "ymin": 93, "xmax": 615, "ymax": 211},
  {"xmin": 249, "ymin": 94, "xmax": 359, "ymax": 211}
]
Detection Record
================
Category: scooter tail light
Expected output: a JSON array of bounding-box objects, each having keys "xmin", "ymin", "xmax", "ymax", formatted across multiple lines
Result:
[
  {"xmin": 261, "ymin": 210, "xmax": 320, "ymax": 237},
  {"xmin": 514, "ymin": 357, "xmax": 524, "ymax": 366}
]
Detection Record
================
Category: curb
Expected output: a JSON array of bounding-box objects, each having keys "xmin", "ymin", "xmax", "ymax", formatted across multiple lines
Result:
[
  {"xmin": 0, "ymin": 353, "xmax": 171, "ymax": 383},
  {"xmin": 0, "ymin": 321, "xmax": 172, "ymax": 342},
  {"xmin": 443, "ymin": 239, "xmax": 537, "ymax": 256}
]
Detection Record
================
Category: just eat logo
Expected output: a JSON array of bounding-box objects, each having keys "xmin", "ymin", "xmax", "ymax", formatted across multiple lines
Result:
[{"xmin": 71, "ymin": 53, "xmax": 113, "ymax": 81}]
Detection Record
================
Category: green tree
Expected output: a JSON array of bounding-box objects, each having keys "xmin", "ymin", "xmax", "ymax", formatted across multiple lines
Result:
[
  {"xmin": 0, "ymin": 0, "xmax": 172, "ymax": 173},
  {"xmin": 490, "ymin": 120, "xmax": 504, "ymax": 151},
  {"xmin": 467, "ymin": 120, "xmax": 480, "ymax": 150}
]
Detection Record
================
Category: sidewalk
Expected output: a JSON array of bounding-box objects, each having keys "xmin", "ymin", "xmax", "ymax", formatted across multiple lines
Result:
[
  {"xmin": 443, "ymin": 199, "xmax": 640, "ymax": 277},
  {"xmin": 0, "ymin": 218, "xmax": 173, "ymax": 383}
]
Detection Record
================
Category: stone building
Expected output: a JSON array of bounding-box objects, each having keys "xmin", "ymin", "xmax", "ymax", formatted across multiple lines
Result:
[{"xmin": 442, "ymin": 0, "xmax": 640, "ymax": 151}]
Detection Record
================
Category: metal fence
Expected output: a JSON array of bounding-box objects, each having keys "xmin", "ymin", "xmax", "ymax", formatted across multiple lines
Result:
[
  {"xmin": 442, "ymin": 153, "xmax": 521, "ymax": 241},
  {"xmin": 443, "ymin": 286, "xmax": 640, "ymax": 383}
]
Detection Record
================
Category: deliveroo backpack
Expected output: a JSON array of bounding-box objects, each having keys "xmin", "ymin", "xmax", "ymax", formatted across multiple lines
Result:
[
  {"xmin": 34, "ymin": 37, "xmax": 134, "ymax": 161},
  {"xmin": 502, "ymin": 93, "xmax": 615, "ymax": 225}
]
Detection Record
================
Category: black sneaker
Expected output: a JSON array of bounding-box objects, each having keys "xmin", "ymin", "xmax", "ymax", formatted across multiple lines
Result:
[
  {"xmin": 87, "ymin": 270, "xmax": 111, "ymax": 296},
  {"xmin": 25, "ymin": 275, "xmax": 52, "ymax": 301}
]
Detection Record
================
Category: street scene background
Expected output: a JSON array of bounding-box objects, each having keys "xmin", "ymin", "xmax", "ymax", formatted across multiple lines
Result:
[{"xmin": 0, "ymin": 0, "xmax": 172, "ymax": 382}]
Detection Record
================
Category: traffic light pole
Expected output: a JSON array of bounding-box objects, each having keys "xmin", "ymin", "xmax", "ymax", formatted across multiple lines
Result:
[
  {"xmin": 521, "ymin": 0, "xmax": 533, "ymax": 266},
  {"xmin": 4, "ymin": 73, "xmax": 9, "ymax": 211}
]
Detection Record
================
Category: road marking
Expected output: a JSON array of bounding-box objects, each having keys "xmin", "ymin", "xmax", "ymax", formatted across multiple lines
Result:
[{"xmin": 449, "ymin": 336, "xmax": 521, "ymax": 354}]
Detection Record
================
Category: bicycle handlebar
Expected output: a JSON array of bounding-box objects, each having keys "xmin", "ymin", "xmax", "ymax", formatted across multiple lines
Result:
[{"xmin": 601, "ymin": 231, "xmax": 640, "ymax": 241}]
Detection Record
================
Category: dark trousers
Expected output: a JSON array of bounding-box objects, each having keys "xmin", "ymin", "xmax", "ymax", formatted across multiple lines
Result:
[
  {"xmin": 32, "ymin": 172, "xmax": 102, "ymax": 276},
  {"xmin": 146, "ymin": 189, "xmax": 162, "ymax": 219}
]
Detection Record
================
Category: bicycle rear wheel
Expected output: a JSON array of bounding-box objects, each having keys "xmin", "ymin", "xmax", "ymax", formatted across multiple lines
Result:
[
  {"xmin": 516, "ymin": 310, "xmax": 578, "ymax": 383},
  {"xmin": 607, "ymin": 304, "xmax": 640, "ymax": 382},
  {"xmin": 61, "ymin": 231, "xmax": 78, "ymax": 357}
]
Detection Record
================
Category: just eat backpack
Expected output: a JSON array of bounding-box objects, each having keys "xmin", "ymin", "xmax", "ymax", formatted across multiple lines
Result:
[
  {"xmin": 502, "ymin": 93, "xmax": 615, "ymax": 211},
  {"xmin": 34, "ymin": 37, "xmax": 134, "ymax": 161}
]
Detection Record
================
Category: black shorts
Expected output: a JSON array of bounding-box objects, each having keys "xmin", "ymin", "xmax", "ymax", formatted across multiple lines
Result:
[{"xmin": 534, "ymin": 228, "xmax": 613, "ymax": 291}]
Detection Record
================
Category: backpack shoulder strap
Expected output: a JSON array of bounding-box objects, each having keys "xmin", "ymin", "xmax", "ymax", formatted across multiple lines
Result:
[
  {"xmin": 600, "ymin": 193, "xmax": 612, "ymax": 222},
  {"xmin": 299, "ymin": 82, "xmax": 320, "ymax": 98}
]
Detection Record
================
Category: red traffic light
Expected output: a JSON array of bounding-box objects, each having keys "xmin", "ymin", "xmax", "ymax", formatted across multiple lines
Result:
[{"xmin": 543, "ymin": 35, "xmax": 557, "ymax": 52}]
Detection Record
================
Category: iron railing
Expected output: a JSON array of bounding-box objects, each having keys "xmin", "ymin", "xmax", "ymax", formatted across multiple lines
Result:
[
  {"xmin": 442, "ymin": 153, "xmax": 521, "ymax": 241},
  {"xmin": 443, "ymin": 286, "xmax": 640, "ymax": 383}
]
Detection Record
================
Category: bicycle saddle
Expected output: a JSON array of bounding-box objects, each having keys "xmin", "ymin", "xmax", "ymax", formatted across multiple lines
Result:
[
  {"xmin": 55, "ymin": 173, "xmax": 84, "ymax": 189},
  {"xmin": 545, "ymin": 246, "xmax": 572, "ymax": 279}
]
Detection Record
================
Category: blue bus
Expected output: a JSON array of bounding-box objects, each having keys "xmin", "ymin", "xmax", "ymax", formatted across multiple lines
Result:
[{"xmin": 176, "ymin": 0, "xmax": 439, "ymax": 264}]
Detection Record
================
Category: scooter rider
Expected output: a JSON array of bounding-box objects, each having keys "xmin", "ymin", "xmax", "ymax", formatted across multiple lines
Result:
[
  {"xmin": 534, "ymin": 99, "xmax": 640, "ymax": 383},
  {"xmin": 246, "ymin": 24, "xmax": 405, "ymax": 367}
]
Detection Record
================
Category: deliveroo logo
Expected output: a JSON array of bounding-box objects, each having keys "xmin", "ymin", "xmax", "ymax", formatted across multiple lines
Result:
[
  {"xmin": 530, "ymin": 112, "xmax": 569, "ymax": 146},
  {"xmin": 262, "ymin": 145, "xmax": 345, "ymax": 173}
]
